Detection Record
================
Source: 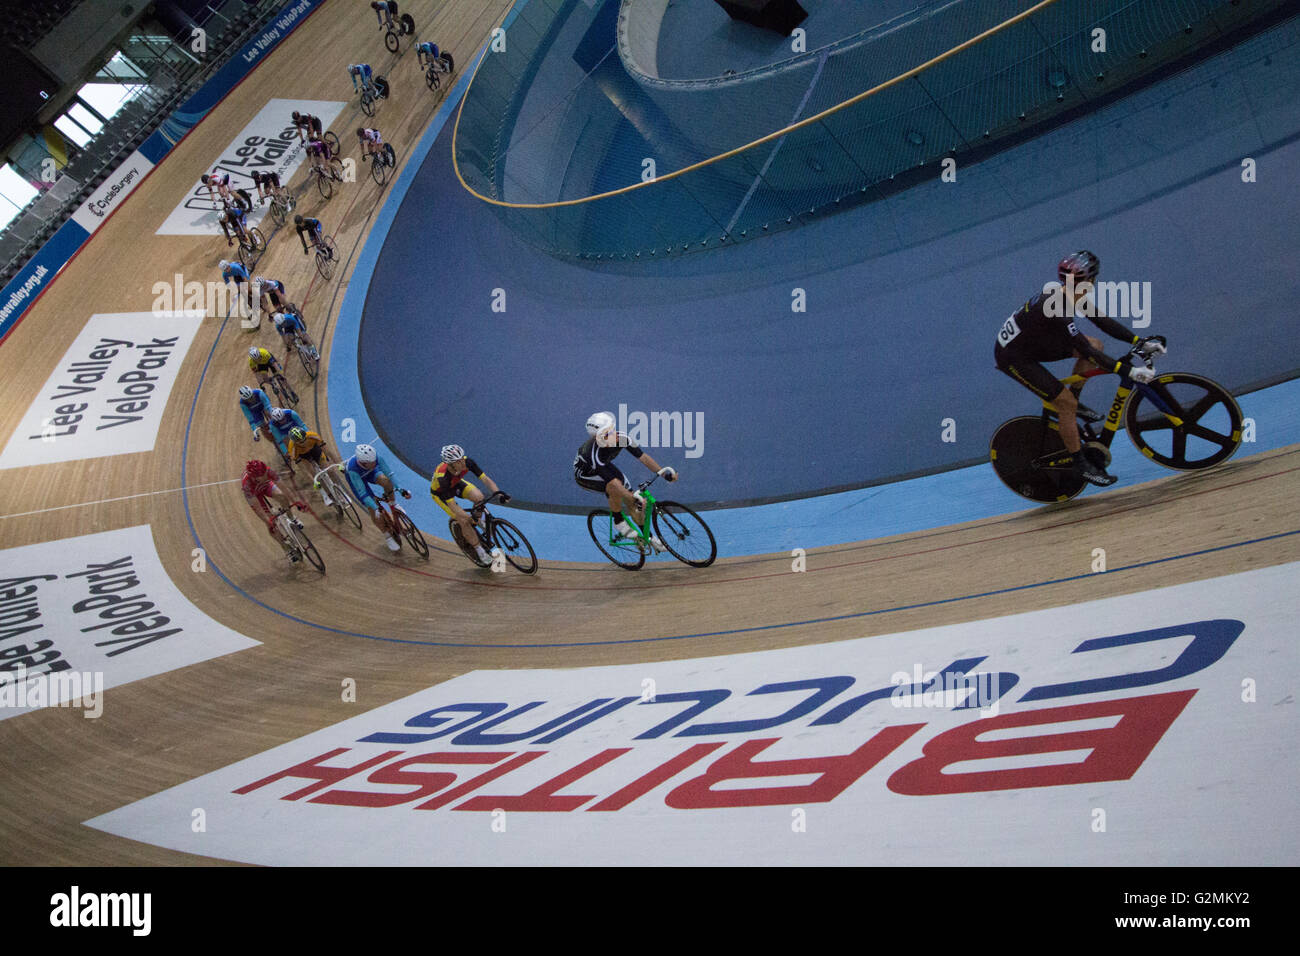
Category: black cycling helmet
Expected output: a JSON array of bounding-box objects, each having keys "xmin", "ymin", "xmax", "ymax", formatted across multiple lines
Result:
[
  {"xmin": 1059, "ymin": 250, "xmax": 1100, "ymax": 284},
  {"xmin": 292, "ymin": 110, "xmax": 301, "ymax": 122},
  {"xmin": 294, "ymin": 214, "xmax": 304, "ymax": 226}
]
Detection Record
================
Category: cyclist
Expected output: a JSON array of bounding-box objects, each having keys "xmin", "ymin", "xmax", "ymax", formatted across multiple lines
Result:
[
  {"xmin": 272, "ymin": 307, "xmax": 317, "ymax": 364},
  {"xmin": 304, "ymin": 136, "xmax": 332, "ymax": 178},
  {"xmin": 342, "ymin": 443, "xmax": 411, "ymax": 552},
  {"xmin": 238, "ymin": 384, "xmax": 275, "ymax": 443},
  {"xmin": 371, "ymin": 1, "xmax": 398, "ymax": 28},
  {"xmin": 254, "ymin": 276, "xmax": 287, "ymax": 314},
  {"xmin": 248, "ymin": 346, "xmax": 282, "ymax": 382},
  {"xmin": 416, "ymin": 40, "xmax": 442, "ymax": 70},
  {"xmin": 250, "ymin": 169, "xmax": 283, "ymax": 205},
  {"xmin": 201, "ymin": 169, "xmax": 251, "ymax": 210},
  {"xmin": 288, "ymin": 426, "xmax": 338, "ymax": 507},
  {"xmin": 268, "ymin": 406, "xmax": 308, "ymax": 455},
  {"xmin": 241, "ymin": 459, "xmax": 308, "ymax": 553},
  {"xmin": 218, "ymin": 205, "xmax": 251, "ymax": 248},
  {"xmin": 356, "ymin": 126, "xmax": 385, "ymax": 163},
  {"xmin": 291, "ymin": 109, "xmax": 323, "ymax": 143},
  {"xmin": 294, "ymin": 214, "xmax": 326, "ymax": 256},
  {"xmin": 575, "ymin": 411, "xmax": 677, "ymax": 551},
  {"xmin": 994, "ymin": 250, "xmax": 1167, "ymax": 487},
  {"xmin": 220, "ymin": 259, "xmax": 253, "ymax": 312},
  {"xmin": 430, "ymin": 444, "xmax": 509, "ymax": 565},
  {"xmin": 349, "ymin": 63, "xmax": 375, "ymax": 97}
]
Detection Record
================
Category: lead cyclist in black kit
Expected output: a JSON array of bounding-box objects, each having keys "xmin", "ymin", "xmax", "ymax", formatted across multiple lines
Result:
[{"xmin": 994, "ymin": 250, "xmax": 1168, "ymax": 487}]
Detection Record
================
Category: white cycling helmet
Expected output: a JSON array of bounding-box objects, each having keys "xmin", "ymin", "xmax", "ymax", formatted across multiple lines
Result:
[
  {"xmin": 586, "ymin": 411, "xmax": 615, "ymax": 436},
  {"xmin": 271, "ymin": 311, "xmax": 285, "ymax": 324},
  {"xmin": 270, "ymin": 407, "xmax": 289, "ymax": 423},
  {"xmin": 441, "ymin": 444, "xmax": 465, "ymax": 463},
  {"xmin": 239, "ymin": 385, "xmax": 254, "ymax": 400},
  {"xmin": 219, "ymin": 259, "xmax": 230, "ymax": 271},
  {"xmin": 355, "ymin": 443, "xmax": 377, "ymax": 466},
  {"xmin": 248, "ymin": 347, "xmax": 261, "ymax": 359}
]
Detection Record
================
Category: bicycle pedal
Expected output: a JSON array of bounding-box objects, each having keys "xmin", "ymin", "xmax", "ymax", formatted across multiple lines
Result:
[{"xmin": 1075, "ymin": 404, "xmax": 1103, "ymax": 424}]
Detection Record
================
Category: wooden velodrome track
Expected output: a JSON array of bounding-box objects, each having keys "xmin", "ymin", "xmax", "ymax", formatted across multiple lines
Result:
[{"xmin": 1, "ymin": 0, "xmax": 1297, "ymax": 865}]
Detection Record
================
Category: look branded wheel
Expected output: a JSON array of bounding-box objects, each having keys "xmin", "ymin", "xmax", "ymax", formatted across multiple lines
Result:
[
  {"xmin": 1124, "ymin": 372, "xmax": 1243, "ymax": 470},
  {"xmin": 587, "ymin": 510, "xmax": 645, "ymax": 570},
  {"xmin": 394, "ymin": 508, "xmax": 428, "ymax": 558},
  {"xmin": 491, "ymin": 518, "xmax": 537, "ymax": 574},
  {"xmin": 652, "ymin": 501, "xmax": 717, "ymax": 567},
  {"xmin": 323, "ymin": 131, "xmax": 340, "ymax": 158},
  {"xmin": 989, "ymin": 416, "xmax": 1086, "ymax": 503}
]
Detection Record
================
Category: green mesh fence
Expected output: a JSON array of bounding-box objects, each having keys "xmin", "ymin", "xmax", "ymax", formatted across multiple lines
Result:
[{"xmin": 453, "ymin": 0, "xmax": 1288, "ymax": 260}]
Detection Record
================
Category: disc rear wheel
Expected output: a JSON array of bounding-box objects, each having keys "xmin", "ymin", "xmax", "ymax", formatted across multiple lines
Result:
[{"xmin": 989, "ymin": 416, "xmax": 1086, "ymax": 502}]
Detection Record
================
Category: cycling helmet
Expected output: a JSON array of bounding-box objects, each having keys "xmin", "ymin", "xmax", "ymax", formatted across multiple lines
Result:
[
  {"xmin": 355, "ymin": 443, "xmax": 377, "ymax": 466},
  {"xmin": 586, "ymin": 411, "xmax": 615, "ymax": 436},
  {"xmin": 1058, "ymin": 250, "xmax": 1100, "ymax": 284},
  {"xmin": 356, "ymin": 128, "xmax": 366, "ymax": 138},
  {"xmin": 271, "ymin": 311, "xmax": 285, "ymax": 325},
  {"xmin": 246, "ymin": 459, "xmax": 268, "ymax": 476},
  {"xmin": 200, "ymin": 173, "xmax": 211, "ymax": 184},
  {"xmin": 294, "ymin": 214, "xmax": 304, "ymax": 226},
  {"xmin": 218, "ymin": 259, "xmax": 230, "ymax": 271},
  {"xmin": 270, "ymin": 407, "xmax": 289, "ymax": 424},
  {"xmin": 289, "ymin": 427, "xmax": 307, "ymax": 443},
  {"xmin": 248, "ymin": 347, "xmax": 261, "ymax": 359},
  {"xmin": 239, "ymin": 385, "xmax": 254, "ymax": 400},
  {"xmin": 292, "ymin": 110, "xmax": 301, "ymax": 122},
  {"xmin": 218, "ymin": 211, "xmax": 229, "ymax": 223},
  {"xmin": 441, "ymin": 444, "xmax": 465, "ymax": 463}
]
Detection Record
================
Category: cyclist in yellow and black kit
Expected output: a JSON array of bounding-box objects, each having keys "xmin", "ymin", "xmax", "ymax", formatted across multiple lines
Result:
[
  {"xmin": 287, "ymin": 426, "xmax": 339, "ymax": 506},
  {"xmin": 430, "ymin": 444, "xmax": 510, "ymax": 565},
  {"xmin": 248, "ymin": 346, "xmax": 282, "ymax": 380}
]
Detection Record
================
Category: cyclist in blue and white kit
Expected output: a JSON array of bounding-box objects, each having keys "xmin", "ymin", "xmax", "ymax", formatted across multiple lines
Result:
[
  {"xmin": 349, "ymin": 63, "xmax": 374, "ymax": 96},
  {"xmin": 238, "ymin": 385, "xmax": 274, "ymax": 443},
  {"xmin": 220, "ymin": 258, "xmax": 254, "ymax": 314},
  {"xmin": 267, "ymin": 406, "xmax": 308, "ymax": 456},
  {"xmin": 342, "ymin": 443, "xmax": 411, "ymax": 551},
  {"xmin": 272, "ymin": 307, "xmax": 317, "ymax": 365}
]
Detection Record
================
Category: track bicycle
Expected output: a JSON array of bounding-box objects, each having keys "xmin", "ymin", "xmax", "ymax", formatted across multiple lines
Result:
[
  {"xmin": 290, "ymin": 328, "xmax": 319, "ymax": 380},
  {"xmin": 359, "ymin": 75, "xmax": 390, "ymax": 117},
  {"xmin": 231, "ymin": 219, "xmax": 266, "ymax": 269},
  {"xmin": 310, "ymin": 233, "xmax": 338, "ymax": 280},
  {"xmin": 989, "ymin": 341, "xmax": 1244, "ymax": 502},
  {"xmin": 384, "ymin": 11, "xmax": 416, "ymax": 52},
  {"xmin": 323, "ymin": 130, "xmax": 340, "ymax": 158},
  {"xmin": 448, "ymin": 491, "xmax": 538, "ymax": 574},
  {"xmin": 313, "ymin": 465, "xmax": 362, "ymax": 530},
  {"xmin": 375, "ymin": 493, "xmax": 428, "ymax": 557},
  {"xmin": 425, "ymin": 49, "xmax": 455, "ymax": 90},
  {"xmin": 257, "ymin": 369, "xmax": 298, "ymax": 410},
  {"xmin": 367, "ymin": 142, "xmax": 397, "ymax": 186},
  {"xmin": 269, "ymin": 504, "xmax": 324, "ymax": 572},
  {"xmin": 309, "ymin": 156, "xmax": 345, "ymax": 199},
  {"xmin": 587, "ymin": 475, "xmax": 717, "ymax": 571},
  {"xmin": 267, "ymin": 185, "xmax": 297, "ymax": 226}
]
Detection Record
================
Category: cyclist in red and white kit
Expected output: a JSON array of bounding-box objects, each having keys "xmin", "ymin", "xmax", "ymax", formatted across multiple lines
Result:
[{"xmin": 241, "ymin": 459, "xmax": 308, "ymax": 543}]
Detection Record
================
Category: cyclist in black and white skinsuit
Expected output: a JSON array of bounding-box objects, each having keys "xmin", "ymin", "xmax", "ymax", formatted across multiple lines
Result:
[
  {"xmin": 994, "ymin": 250, "xmax": 1168, "ymax": 486},
  {"xmin": 575, "ymin": 411, "xmax": 677, "ymax": 551}
]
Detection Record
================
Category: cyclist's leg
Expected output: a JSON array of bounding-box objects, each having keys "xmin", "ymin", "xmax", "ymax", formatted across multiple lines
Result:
[
  {"xmin": 604, "ymin": 474, "xmax": 642, "ymax": 525},
  {"xmin": 997, "ymin": 354, "xmax": 1080, "ymax": 453}
]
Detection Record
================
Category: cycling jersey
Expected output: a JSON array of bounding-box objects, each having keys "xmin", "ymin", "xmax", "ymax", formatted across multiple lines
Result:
[
  {"xmin": 296, "ymin": 218, "xmax": 323, "ymax": 253},
  {"xmin": 349, "ymin": 64, "xmax": 374, "ymax": 92},
  {"xmin": 260, "ymin": 279, "xmax": 285, "ymax": 296},
  {"xmin": 239, "ymin": 389, "xmax": 273, "ymax": 431},
  {"xmin": 273, "ymin": 310, "xmax": 307, "ymax": 336},
  {"xmin": 995, "ymin": 289, "xmax": 1141, "ymax": 399},
  {"xmin": 242, "ymin": 467, "xmax": 282, "ymax": 511},
  {"xmin": 249, "ymin": 348, "xmax": 279, "ymax": 374},
  {"xmin": 430, "ymin": 458, "xmax": 486, "ymax": 500},
  {"xmin": 417, "ymin": 41, "xmax": 439, "ymax": 61},
  {"xmin": 209, "ymin": 171, "xmax": 230, "ymax": 188},
  {"xmin": 289, "ymin": 431, "xmax": 328, "ymax": 462},
  {"xmin": 252, "ymin": 170, "xmax": 281, "ymax": 188},
  {"xmin": 306, "ymin": 139, "xmax": 329, "ymax": 158},
  {"xmin": 574, "ymin": 435, "xmax": 642, "ymax": 493},
  {"xmin": 268, "ymin": 408, "xmax": 308, "ymax": 448},
  {"xmin": 343, "ymin": 454, "xmax": 396, "ymax": 509},
  {"xmin": 359, "ymin": 128, "xmax": 383, "ymax": 144},
  {"xmin": 221, "ymin": 262, "xmax": 250, "ymax": 284}
]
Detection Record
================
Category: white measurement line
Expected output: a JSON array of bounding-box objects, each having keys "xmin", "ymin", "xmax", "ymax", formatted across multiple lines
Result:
[{"xmin": 0, "ymin": 477, "xmax": 241, "ymax": 520}]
